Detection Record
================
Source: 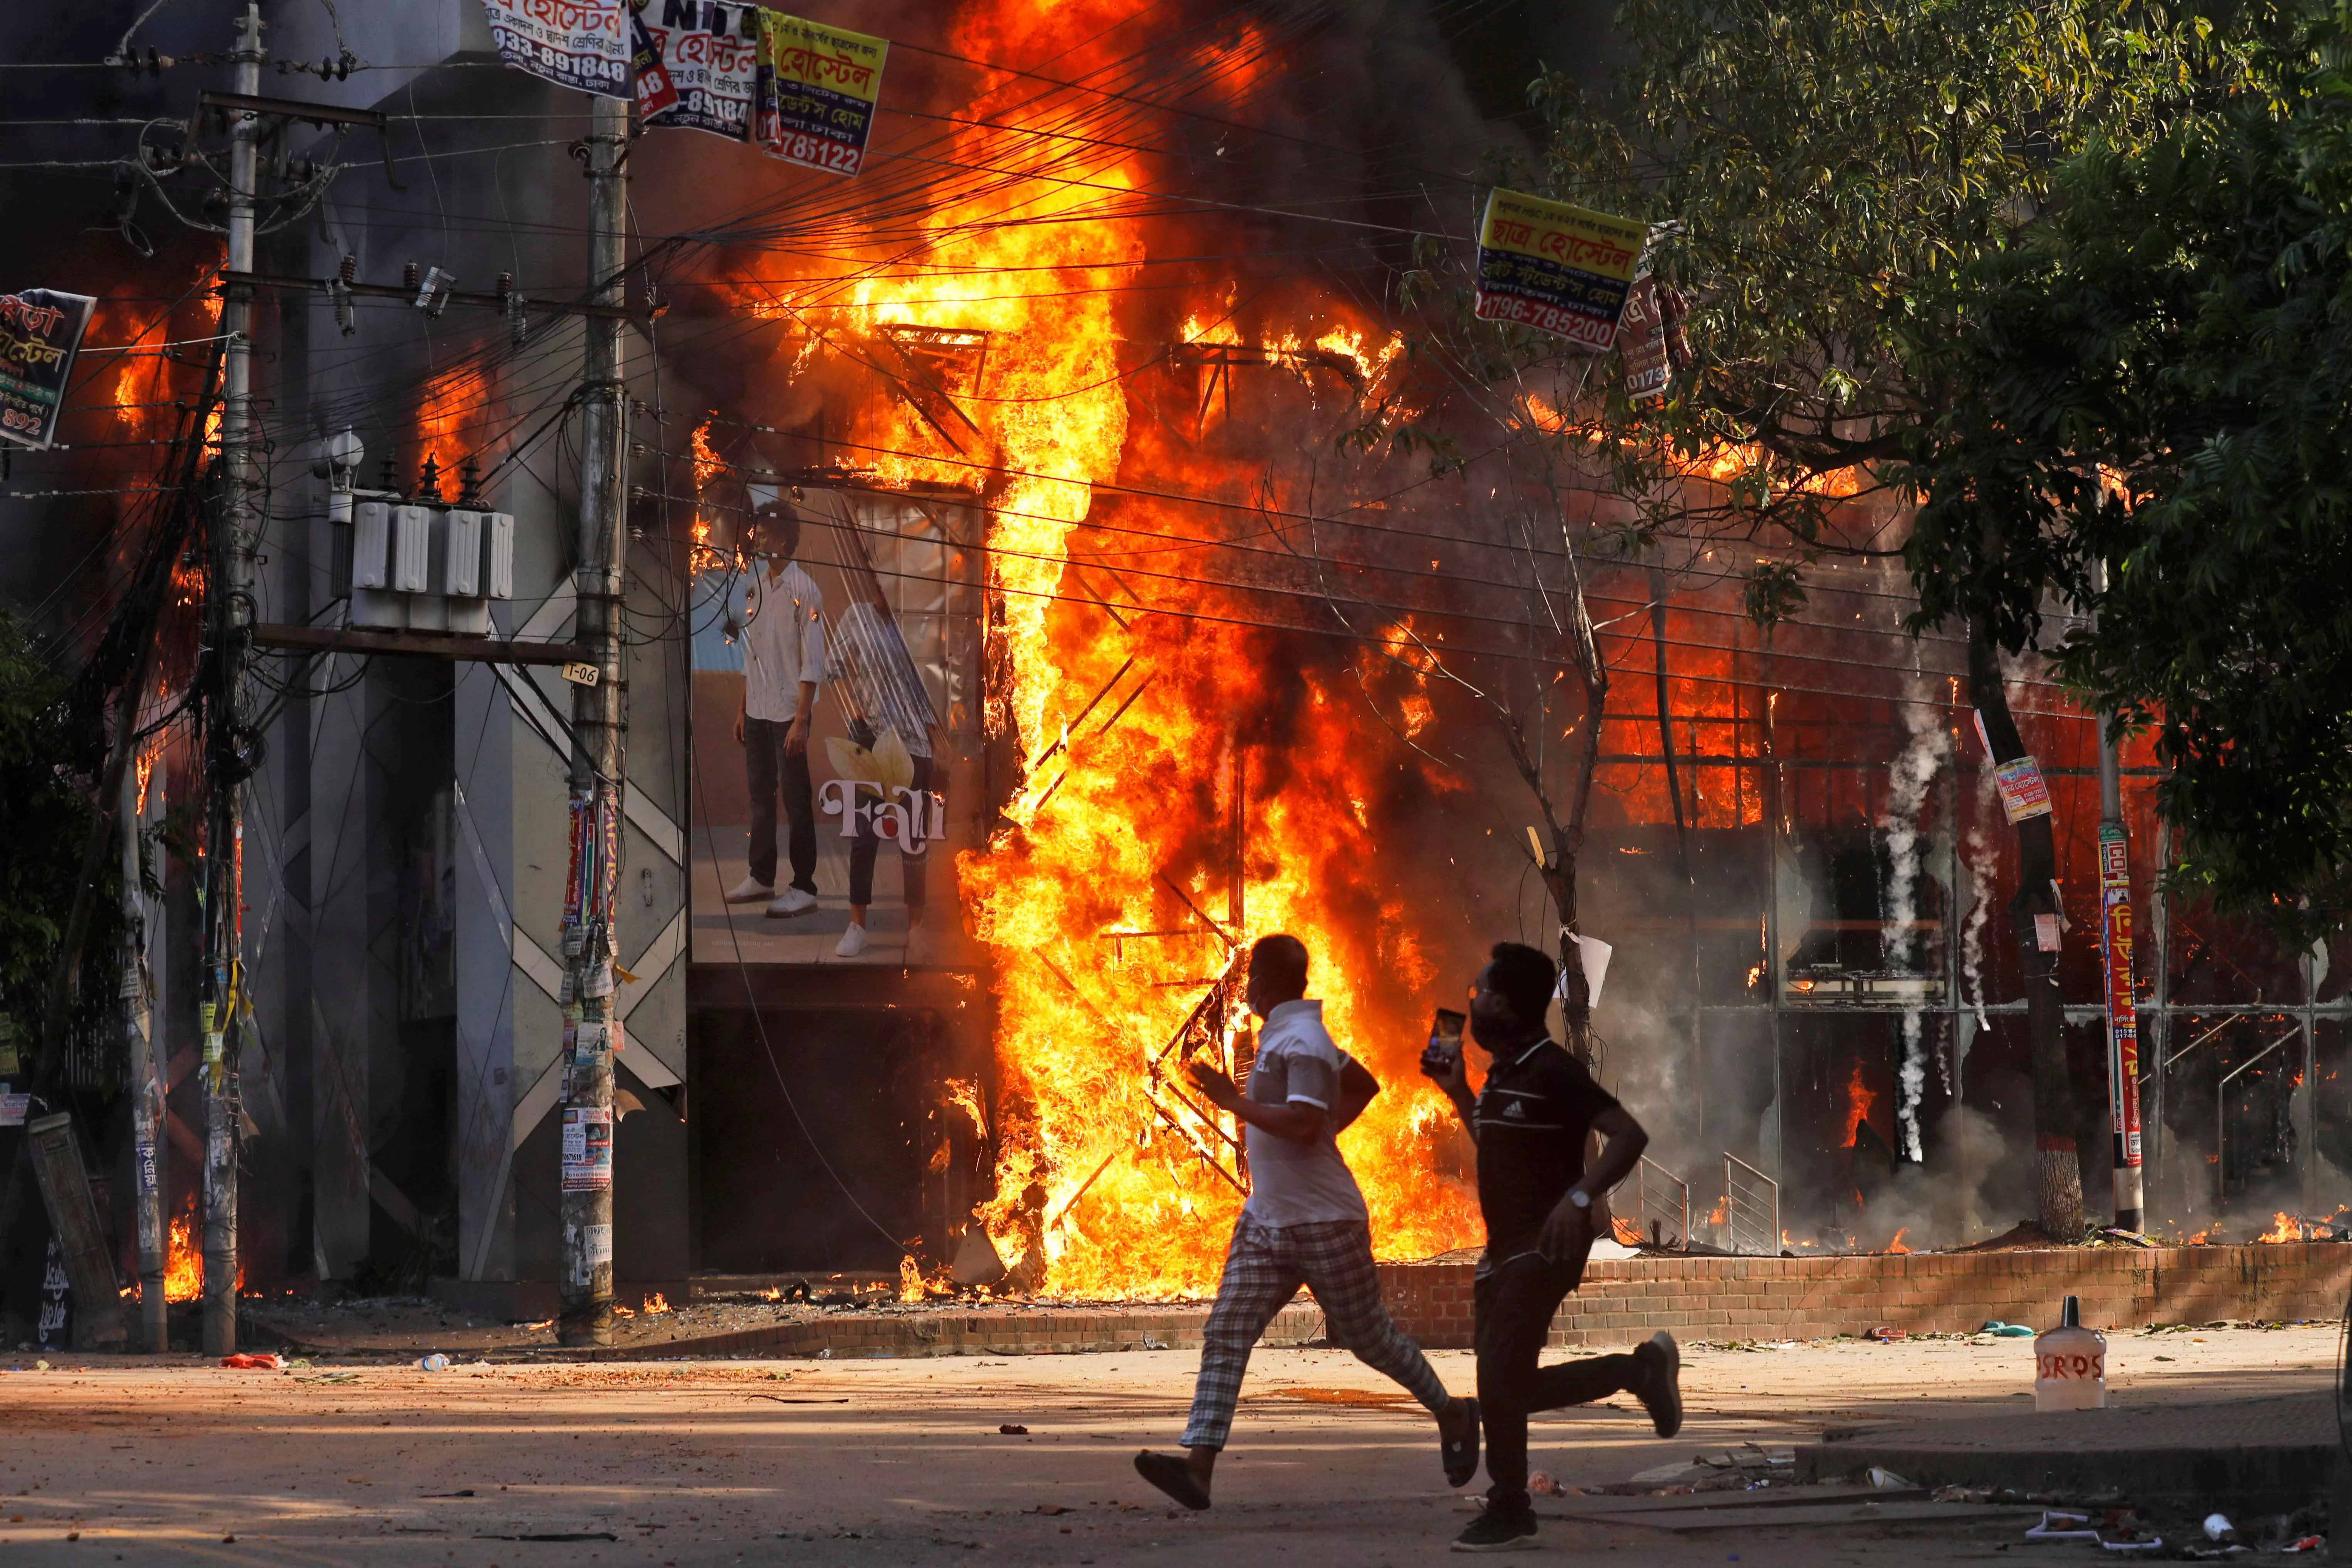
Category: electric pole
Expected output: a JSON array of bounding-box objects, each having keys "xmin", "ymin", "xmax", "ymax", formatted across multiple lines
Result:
[
  {"xmin": 128, "ymin": 761, "xmax": 167, "ymax": 1354},
  {"xmin": 557, "ymin": 89, "xmax": 630, "ymax": 1348},
  {"xmin": 2094, "ymin": 564, "xmax": 2144, "ymax": 1232},
  {"xmin": 202, "ymin": 0, "xmax": 265, "ymax": 1356}
]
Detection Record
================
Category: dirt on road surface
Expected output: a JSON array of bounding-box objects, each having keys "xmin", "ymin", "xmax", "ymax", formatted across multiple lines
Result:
[{"xmin": 0, "ymin": 1325, "xmax": 2336, "ymax": 1566}]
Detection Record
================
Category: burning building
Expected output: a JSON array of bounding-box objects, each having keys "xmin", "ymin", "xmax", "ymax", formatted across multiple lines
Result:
[{"xmin": 3, "ymin": 0, "xmax": 2347, "ymax": 1338}]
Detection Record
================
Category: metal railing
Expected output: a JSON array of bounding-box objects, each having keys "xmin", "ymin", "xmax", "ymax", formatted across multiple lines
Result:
[
  {"xmin": 1633, "ymin": 1156, "xmax": 1690, "ymax": 1250},
  {"xmin": 1724, "ymin": 1153, "xmax": 1780, "ymax": 1257}
]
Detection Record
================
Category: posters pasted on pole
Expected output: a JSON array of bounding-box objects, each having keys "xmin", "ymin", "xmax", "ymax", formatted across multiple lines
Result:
[
  {"xmin": 1473, "ymin": 189, "xmax": 1646, "ymax": 351},
  {"xmin": 0, "ymin": 289, "xmax": 96, "ymax": 451},
  {"xmin": 757, "ymin": 10, "xmax": 889, "ymax": 176},
  {"xmin": 2099, "ymin": 824, "xmax": 2143, "ymax": 1170},
  {"xmin": 479, "ymin": 0, "xmax": 631, "ymax": 98}
]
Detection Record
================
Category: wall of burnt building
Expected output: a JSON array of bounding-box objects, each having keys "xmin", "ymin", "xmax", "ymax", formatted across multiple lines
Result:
[{"xmin": 1572, "ymin": 557, "xmax": 2352, "ymax": 1247}]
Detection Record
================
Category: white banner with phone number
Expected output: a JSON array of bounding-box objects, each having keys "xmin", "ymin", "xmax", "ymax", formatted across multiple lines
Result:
[{"xmin": 480, "ymin": 0, "xmax": 630, "ymax": 98}]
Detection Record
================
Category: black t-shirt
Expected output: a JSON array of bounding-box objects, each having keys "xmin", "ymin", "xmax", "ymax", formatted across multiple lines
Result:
[{"xmin": 1473, "ymin": 1037, "xmax": 1620, "ymax": 1260}]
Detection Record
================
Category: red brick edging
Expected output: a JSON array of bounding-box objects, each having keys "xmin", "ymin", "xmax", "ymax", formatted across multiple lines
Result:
[{"xmin": 1374, "ymin": 1243, "xmax": 2352, "ymax": 1350}]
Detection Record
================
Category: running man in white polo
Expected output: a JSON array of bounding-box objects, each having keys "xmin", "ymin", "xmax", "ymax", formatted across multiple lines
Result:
[{"xmin": 1132, "ymin": 933, "xmax": 1480, "ymax": 1510}]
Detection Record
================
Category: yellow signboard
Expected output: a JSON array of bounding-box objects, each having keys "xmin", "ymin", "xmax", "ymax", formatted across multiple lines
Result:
[
  {"xmin": 756, "ymin": 12, "xmax": 888, "ymax": 177},
  {"xmin": 1474, "ymin": 188, "xmax": 1646, "ymax": 350}
]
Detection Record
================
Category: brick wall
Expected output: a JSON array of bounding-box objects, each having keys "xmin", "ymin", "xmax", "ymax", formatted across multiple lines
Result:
[
  {"xmin": 1376, "ymin": 1244, "xmax": 2352, "ymax": 1350},
  {"xmin": 594, "ymin": 1301, "xmax": 1327, "ymax": 1361}
]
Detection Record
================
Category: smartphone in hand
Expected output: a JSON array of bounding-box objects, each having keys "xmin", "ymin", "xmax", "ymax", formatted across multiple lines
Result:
[{"xmin": 1421, "ymin": 1007, "xmax": 1465, "ymax": 1078}]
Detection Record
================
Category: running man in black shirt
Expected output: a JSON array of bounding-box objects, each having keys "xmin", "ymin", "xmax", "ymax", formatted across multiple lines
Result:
[{"xmin": 1423, "ymin": 941, "xmax": 1684, "ymax": 1553}]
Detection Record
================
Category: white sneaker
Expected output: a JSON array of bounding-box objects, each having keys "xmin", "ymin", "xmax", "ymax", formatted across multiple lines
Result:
[
  {"xmin": 724, "ymin": 876, "xmax": 774, "ymax": 905},
  {"xmin": 765, "ymin": 887, "xmax": 818, "ymax": 917},
  {"xmin": 834, "ymin": 923, "xmax": 868, "ymax": 958}
]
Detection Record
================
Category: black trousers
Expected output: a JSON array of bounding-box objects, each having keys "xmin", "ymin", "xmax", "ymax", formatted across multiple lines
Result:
[
  {"xmin": 1475, "ymin": 1246, "xmax": 1640, "ymax": 1516},
  {"xmin": 743, "ymin": 717, "xmax": 816, "ymax": 894},
  {"xmin": 844, "ymin": 752, "xmax": 932, "ymax": 911}
]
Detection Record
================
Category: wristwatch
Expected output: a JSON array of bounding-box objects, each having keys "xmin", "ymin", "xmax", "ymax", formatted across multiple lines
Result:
[{"xmin": 1567, "ymin": 1189, "xmax": 1591, "ymax": 1210}]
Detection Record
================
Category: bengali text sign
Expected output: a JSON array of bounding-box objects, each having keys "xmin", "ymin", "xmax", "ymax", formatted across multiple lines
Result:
[
  {"xmin": 756, "ymin": 11, "xmax": 888, "ymax": 176},
  {"xmin": 1474, "ymin": 189, "xmax": 1646, "ymax": 350},
  {"xmin": 0, "ymin": 289, "xmax": 95, "ymax": 451},
  {"xmin": 480, "ymin": 0, "xmax": 630, "ymax": 98}
]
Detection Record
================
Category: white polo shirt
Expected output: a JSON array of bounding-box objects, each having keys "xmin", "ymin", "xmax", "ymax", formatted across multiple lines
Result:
[
  {"xmin": 742, "ymin": 559, "xmax": 826, "ymax": 722},
  {"xmin": 1240, "ymin": 999, "xmax": 1370, "ymax": 1228}
]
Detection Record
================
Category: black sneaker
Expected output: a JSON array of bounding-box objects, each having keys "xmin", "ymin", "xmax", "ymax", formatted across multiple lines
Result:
[
  {"xmin": 1451, "ymin": 1508, "xmax": 1538, "ymax": 1553},
  {"xmin": 1633, "ymin": 1330, "xmax": 1683, "ymax": 1438}
]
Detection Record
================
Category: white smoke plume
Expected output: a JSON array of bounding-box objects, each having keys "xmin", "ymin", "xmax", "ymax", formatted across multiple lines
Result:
[
  {"xmin": 1880, "ymin": 679, "xmax": 1944, "ymax": 1162},
  {"xmin": 1960, "ymin": 760, "xmax": 1999, "ymax": 1033}
]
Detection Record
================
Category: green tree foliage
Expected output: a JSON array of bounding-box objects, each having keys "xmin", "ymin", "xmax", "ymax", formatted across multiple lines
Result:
[
  {"xmin": 0, "ymin": 607, "xmax": 118, "ymax": 1078},
  {"xmin": 1534, "ymin": 0, "xmax": 2253, "ymax": 562},
  {"xmin": 1900, "ymin": 8, "xmax": 2352, "ymax": 934}
]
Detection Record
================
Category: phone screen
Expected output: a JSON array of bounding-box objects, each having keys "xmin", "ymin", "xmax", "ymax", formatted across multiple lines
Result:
[{"xmin": 1430, "ymin": 1007, "xmax": 1465, "ymax": 1044}]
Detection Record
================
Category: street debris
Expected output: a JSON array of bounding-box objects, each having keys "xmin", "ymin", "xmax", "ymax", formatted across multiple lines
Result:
[
  {"xmin": 417, "ymin": 1353, "xmax": 451, "ymax": 1372},
  {"xmin": 1981, "ymin": 1321, "xmax": 2038, "ymax": 1337},
  {"xmin": 1866, "ymin": 1467, "xmax": 1911, "ymax": 1489},
  {"xmin": 219, "ymin": 1352, "xmax": 280, "ymax": 1369},
  {"xmin": 2023, "ymin": 1508, "xmax": 2162, "ymax": 1552},
  {"xmin": 998, "ymin": 1424, "xmax": 1029, "ymax": 1435}
]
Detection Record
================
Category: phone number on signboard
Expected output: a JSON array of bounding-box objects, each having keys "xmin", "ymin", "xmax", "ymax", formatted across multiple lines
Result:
[
  {"xmin": 766, "ymin": 131, "xmax": 865, "ymax": 174},
  {"xmin": 499, "ymin": 36, "xmax": 628, "ymax": 88},
  {"xmin": 1475, "ymin": 292, "xmax": 1615, "ymax": 349}
]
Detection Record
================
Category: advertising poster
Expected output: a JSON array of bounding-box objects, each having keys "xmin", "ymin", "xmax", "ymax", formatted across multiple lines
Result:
[
  {"xmin": 689, "ymin": 486, "xmax": 985, "ymax": 968},
  {"xmin": 561, "ymin": 1105, "xmax": 613, "ymax": 1192},
  {"xmin": 629, "ymin": 10, "xmax": 678, "ymax": 119},
  {"xmin": 479, "ymin": 0, "xmax": 631, "ymax": 98},
  {"xmin": 756, "ymin": 11, "xmax": 889, "ymax": 176},
  {"xmin": 1473, "ymin": 188, "xmax": 1646, "ymax": 350},
  {"xmin": 1615, "ymin": 270, "xmax": 1688, "ymax": 402},
  {"xmin": 1992, "ymin": 754, "xmax": 2053, "ymax": 822},
  {"xmin": 642, "ymin": 0, "xmax": 761, "ymax": 141},
  {"xmin": 0, "ymin": 289, "xmax": 95, "ymax": 451}
]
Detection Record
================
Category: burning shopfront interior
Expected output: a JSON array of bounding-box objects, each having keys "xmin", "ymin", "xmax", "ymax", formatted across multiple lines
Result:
[{"xmin": 6, "ymin": 0, "xmax": 2351, "ymax": 1341}]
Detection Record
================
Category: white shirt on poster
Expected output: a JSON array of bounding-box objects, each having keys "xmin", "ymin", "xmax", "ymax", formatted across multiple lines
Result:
[{"xmin": 742, "ymin": 559, "xmax": 826, "ymax": 722}]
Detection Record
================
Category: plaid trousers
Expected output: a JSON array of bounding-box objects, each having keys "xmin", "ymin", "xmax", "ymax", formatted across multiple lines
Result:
[{"xmin": 1180, "ymin": 1214, "xmax": 1452, "ymax": 1450}]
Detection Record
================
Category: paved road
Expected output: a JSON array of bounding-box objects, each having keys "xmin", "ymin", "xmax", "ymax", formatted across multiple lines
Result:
[{"xmin": 0, "ymin": 1325, "xmax": 2336, "ymax": 1565}]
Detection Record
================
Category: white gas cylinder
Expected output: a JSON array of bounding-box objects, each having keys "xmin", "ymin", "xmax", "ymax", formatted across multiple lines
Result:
[{"xmin": 2033, "ymin": 1294, "xmax": 2108, "ymax": 1411}]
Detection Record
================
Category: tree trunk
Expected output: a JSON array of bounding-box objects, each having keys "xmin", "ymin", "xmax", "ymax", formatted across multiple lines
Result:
[
  {"xmin": 1968, "ymin": 617, "xmax": 2085, "ymax": 1241},
  {"xmin": 1546, "ymin": 553, "xmax": 1610, "ymax": 1066}
]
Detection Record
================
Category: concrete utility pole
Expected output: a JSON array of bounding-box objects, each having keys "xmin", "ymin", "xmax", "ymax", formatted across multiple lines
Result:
[
  {"xmin": 126, "ymin": 763, "xmax": 167, "ymax": 1354},
  {"xmin": 557, "ymin": 90, "xmax": 631, "ymax": 1348},
  {"xmin": 203, "ymin": 0, "xmax": 265, "ymax": 1356},
  {"xmin": 2093, "ymin": 564, "xmax": 2144, "ymax": 1233}
]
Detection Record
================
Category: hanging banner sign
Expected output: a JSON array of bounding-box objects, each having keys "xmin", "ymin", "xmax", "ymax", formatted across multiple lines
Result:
[
  {"xmin": 1617, "ymin": 270, "xmax": 1691, "ymax": 401},
  {"xmin": 479, "ymin": 0, "xmax": 631, "ymax": 99},
  {"xmin": 0, "ymin": 289, "xmax": 95, "ymax": 451},
  {"xmin": 1473, "ymin": 189, "xmax": 1646, "ymax": 350},
  {"xmin": 756, "ymin": 10, "xmax": 889, "ymax": 176},
  {"xmin": 1992, "ymin": 754, "xmax": 2054, "ymax": 823},
  {"xmin": 2098, "ymin": 823, "xmax": 2143, "ymax": 1168},
  {"xmin": 561, "ymin": 1105, "xmax": 614, "ymax": 1191},
  {"xmin": 642, "ymin": 0, "xmax": 761, "ymax": 141},
  {"xmin": 629, "ymin": 11, "xmax": 678, "ymax": 119}
]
